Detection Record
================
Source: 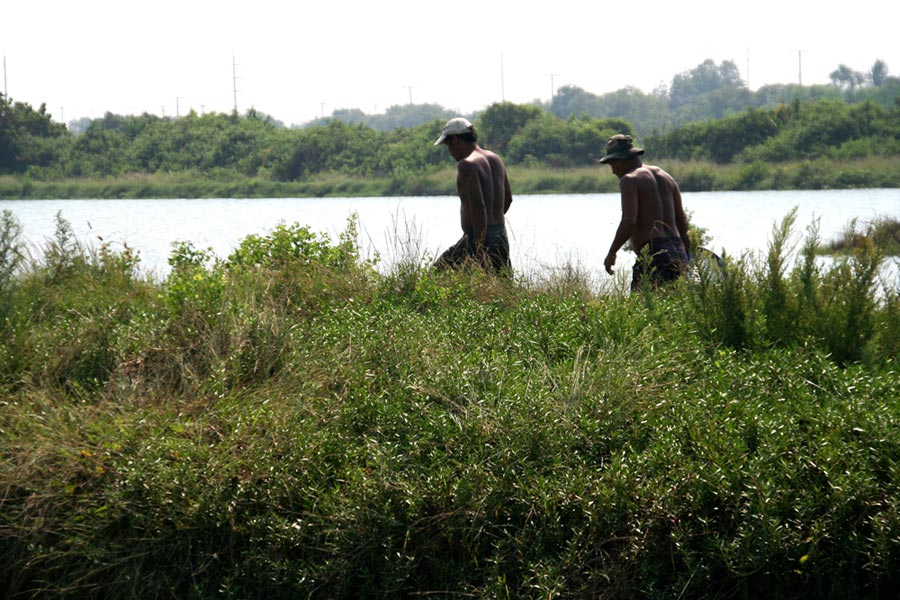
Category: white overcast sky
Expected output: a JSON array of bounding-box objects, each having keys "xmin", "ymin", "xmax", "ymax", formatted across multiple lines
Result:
[{"xmin": 3, "ymin": 0, "xmax": 897, "ymax": 126}]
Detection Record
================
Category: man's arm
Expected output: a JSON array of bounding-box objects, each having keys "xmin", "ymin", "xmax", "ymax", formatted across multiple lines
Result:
[
  {"xmin": 503, "ymin": 171, "xmax": 513, "ymax": 214},
  {"xmin": 672, "ymin": 183, "xmax": 690, "ymax": 255},
  {"xmin": 604, "ymin": 179, "xmax": 639, "ymax": 275}
]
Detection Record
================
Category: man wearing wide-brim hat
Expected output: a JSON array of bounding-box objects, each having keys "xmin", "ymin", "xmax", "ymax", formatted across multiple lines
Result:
[{"xmin": 599, "ymin": 134, "xmax": 691, "ymax": 290}]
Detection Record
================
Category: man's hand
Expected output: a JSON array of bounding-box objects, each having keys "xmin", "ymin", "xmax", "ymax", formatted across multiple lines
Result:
[
  {"xmin": 604, "ymin": 251, "xmax": 616, "ymax": 275},
  {"xmin": 477, "ymin": 248, "xmax": 492, "ymax": 271}
]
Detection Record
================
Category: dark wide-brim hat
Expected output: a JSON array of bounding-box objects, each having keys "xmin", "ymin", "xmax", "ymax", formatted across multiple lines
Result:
[{"xmin": 598, "ymin": 133, "xmax": 644, "ymax": 163}]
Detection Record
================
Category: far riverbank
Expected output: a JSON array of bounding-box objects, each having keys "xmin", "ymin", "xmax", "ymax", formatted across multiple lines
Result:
[{"xmin": 2, "ymin": 156, "xmax": 898, "ymax": 200}]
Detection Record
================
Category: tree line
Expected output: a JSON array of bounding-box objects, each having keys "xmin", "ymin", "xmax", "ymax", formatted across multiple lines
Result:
[
  {"xmin": 551, "ymin": 59, "xmax": 900, "ymax": 135},
  {"xmin": 2, "ymin": 59, "xmax": 898, "ymax": 183}
]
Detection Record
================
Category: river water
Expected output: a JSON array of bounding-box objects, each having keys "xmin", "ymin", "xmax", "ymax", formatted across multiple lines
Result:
[{"xmin": 2, "ymin": 189, "xmax": 898, "ymax": 286}]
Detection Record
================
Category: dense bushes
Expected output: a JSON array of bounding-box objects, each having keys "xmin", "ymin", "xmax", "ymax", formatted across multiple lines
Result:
[
  {"xmin": 3, "ymin": 91, "xmax": 899, "ymax": 192},
  {"xmin": 647, "ymin": 100, "xmax": 900, "ymax": 165},
  {"xmin": 2, "ymin": 210, "xmax": 900, "ymax": 598}
]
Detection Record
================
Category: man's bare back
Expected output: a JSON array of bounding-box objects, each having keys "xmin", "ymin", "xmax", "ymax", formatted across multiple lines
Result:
[
  {"xmin": 617, "ymin": 164, "xmax": 667, "ymax": 252},
  {"xmin": 647, "ymin": 165, "xmax": 690, "ymax": 254},
  {"xmin": 457, "ymin": 147, "xmax": 512, "ymax": 232}
]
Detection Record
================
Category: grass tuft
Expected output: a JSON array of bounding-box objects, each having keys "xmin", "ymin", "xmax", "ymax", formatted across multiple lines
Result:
[{"xmin": 2, "ymin": 210, "xmax": 900, "ymax": 599}]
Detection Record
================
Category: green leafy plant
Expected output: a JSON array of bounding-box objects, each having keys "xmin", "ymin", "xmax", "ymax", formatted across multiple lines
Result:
[{"xmin": 1, "ymin": 212, "xmax": 899, "ymax": 599}]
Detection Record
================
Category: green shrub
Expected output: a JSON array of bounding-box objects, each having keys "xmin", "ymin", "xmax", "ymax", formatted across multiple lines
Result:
[
  {"xmin": 735, "ymin": 160, "xmax": 770, "ymax": 190},
  {"xmin": 0, "ymin": 209, "xmax": 23, "ymax": 296},
  {"xmin": 2, "ymin": 213, "xmax": 900, "ymax": 599},
  {"xmin": 677, "ymin": 164, "xmax": 718, "ymax": 191}
]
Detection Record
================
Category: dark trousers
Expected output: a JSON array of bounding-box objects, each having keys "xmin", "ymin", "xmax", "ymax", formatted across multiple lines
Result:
[
  {"xmin": 631, "ymin": 236, "xmax": 688, "ymax": 290},
  {"xmin": 434, "ymin": 225, "xmax": 511, "ymax": 275}
]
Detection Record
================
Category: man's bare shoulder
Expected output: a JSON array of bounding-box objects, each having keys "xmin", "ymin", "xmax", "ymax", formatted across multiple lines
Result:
[
  {"xmin": 478, "ymin": 147, "xmax": 501, "ymax": 160},
  {"xmin": 647, "ymin": 164, "xmax": 674, "ymax": 181},
  {"xmin": 459, "ymin": 149, "xmax": 493, "ymax": 172},
  {"xmin": 620, "ymin": 166, "xmax": 655, "ymax": 185},
  {"xmin": 457, "ymin": 159, "xmax": 479, "ymax": 175}
]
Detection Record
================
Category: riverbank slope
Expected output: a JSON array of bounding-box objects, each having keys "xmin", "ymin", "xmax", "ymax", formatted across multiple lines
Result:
[
  {"xmin": 2, "ymin": 156, "xmax": 898, "ymax": 199},
  {"xmin": 2, "ymin": 213, "xmax": 899, "ymax": 599}
]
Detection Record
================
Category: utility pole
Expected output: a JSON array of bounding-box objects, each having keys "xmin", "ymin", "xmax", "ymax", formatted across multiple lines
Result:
[
  {"xmin": 500, "ymin": 52, "xmax": 505, "ymax": 102},
  {"xmin": 3, "ymin": 55, "xmax": 7, "ymax": 97},
  {"xmin": 405, "ymin": 85, "xmax": 413, "ymax": 105},
  {"xmin": 546, "ymin": 73, "xmax": 559, "ymax": 102},
  {"xmin": 175, "ymin": 96, "xmax": 183, "ymax": 118},
  {"xmin": 792, "ymin": 50, "xmax": 804, "ymax": 85},
  {"xmin": 232, "ymin": 55, "xmax": 239, "ymax": 113},
  {"xmin": 746, "ymin": 46, "xmax": 751, "ymax": 90}
]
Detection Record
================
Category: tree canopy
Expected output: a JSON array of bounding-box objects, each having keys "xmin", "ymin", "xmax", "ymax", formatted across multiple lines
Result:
[{"xmin": 2, "ymin": 57, "xmax": 898, "ymax": 184}]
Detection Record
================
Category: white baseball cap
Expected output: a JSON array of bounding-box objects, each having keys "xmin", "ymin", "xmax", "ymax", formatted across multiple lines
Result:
[{"xmin": 434, "ymin": 117, "xmax": 474, "ymax": 145}]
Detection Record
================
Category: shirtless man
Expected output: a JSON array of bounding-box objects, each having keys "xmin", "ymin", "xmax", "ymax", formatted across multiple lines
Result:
[
  {"xmin": 599, "ymin": 134, "xmax": 690, "ymax": 289},
  {"xmin": 433, "ymin": 117, "xmax": 513, "ymax": 275}
]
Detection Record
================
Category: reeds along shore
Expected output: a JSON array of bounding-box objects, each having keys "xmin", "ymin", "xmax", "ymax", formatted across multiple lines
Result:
[
  {"xmin": 2, "ymin": 154, "xmax": 900, "ymax": 199},
  {"xmin": 1, "ymin": 209, "xmax": 900, "ymax": 599}
]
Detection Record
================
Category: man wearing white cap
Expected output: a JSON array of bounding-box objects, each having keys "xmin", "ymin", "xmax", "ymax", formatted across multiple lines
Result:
[{"xmin": 433, "ymin": 117, "xmax": 513, "ymax": 275}]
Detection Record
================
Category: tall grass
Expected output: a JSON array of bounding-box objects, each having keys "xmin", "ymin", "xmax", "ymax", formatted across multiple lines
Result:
[
  {"xmin": 1, "ymin": 210, "xmax": 899, "ymax": 599},
  {"xmin": 821, "ymin": 216, "xmax": 900, "ymax": 257},
  {"xmin": 4, "ymin": 155, "xmax": 899, "ymax": 199}
]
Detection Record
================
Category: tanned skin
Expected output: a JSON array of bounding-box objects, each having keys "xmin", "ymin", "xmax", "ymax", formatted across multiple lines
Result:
[
  {"xmin": 444, "ymin": 135, "xmax": 513, "ymax": 268},
  {"xmin": 603, "ymin": 156, "xmax": 690, "ymax": 275}
]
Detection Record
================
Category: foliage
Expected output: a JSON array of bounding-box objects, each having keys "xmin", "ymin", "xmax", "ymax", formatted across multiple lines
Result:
[
  {"xmin": 669, "ymin": 59, "xmax": 746, "ymax": 108},
  {"xmin": 553, "ymin": 85, "xmax": 670, "ymax": 135},
  {"xmin": 1, "ymin": 214, "xmax": 900, "ymax": 599},
  {"xmin": 322, "ymin": 103, "xmax": 457, "ymax": 131},
  {"xmin": 685, "ymin": 209, "xmax": 888, "ymax": 366},
  {"xmin": 1, "ymin": 57, "xmax": 899, "ymax": 195},
  {"xmin": 650, "ymin": 107, "xmax": 780, "ymax": 163},
  {"xmin": 830, "ymin": 64, "xmax": 867, "ymax": 91},
  {"xmin": 4, "ymin": 152, "xmax": 900, "ymax": 199},
  {"xmin": 737, "ymin": 99, "xmax": 900, "ymax": 162},
  {"xmin": 649, "ymin": 98, "xmax": 900, "ymax": 169},
  {"xmin": 553, "ymin": 59, "xmax": 896, "ymax": 136},
  {"xmin": 819, "ymin": 216, "xmax": 900, "ymax": 257},
  {"xmin": 0, "ymin": 93, "xmax": 69, "ymax": 174},
  {"xmin": 506, "ymin": 113, "xmax": 633, "ymax": 167},
  {"xmin": 477, "ymin": 101, "xmax": 543, "ymax": 155},
  {"xmin": 0, "ymin": 211, "xmax": 150, "ymax": 391},
  {"xmin": 0, "ymin": 209, "xmax": 24, "ymax": 294}
]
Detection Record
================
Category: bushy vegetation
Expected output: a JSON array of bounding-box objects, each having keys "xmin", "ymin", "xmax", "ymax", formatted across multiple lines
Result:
[
  {"xmin": 651, "ymin": 99, "xmax": 900, "ymax": 166},
  {"xmin": 821, "ymin": 216, "xmax": 900, "ymax": 257},
  {"xmin": 2, "ymin": 209, "xmax": 899, "ymax": 599},
  {"xmin": 552, "ymin": 58, "xmax": 900, "ymax": 133},
  {"xmin": 2, "ymin": 55, "xmax": 899, "ymax": 198}
]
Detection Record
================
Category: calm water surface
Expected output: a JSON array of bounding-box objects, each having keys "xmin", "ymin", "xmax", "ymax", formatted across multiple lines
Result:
[{"xmin": 2, "ymin": 189, "xmax": 898, "ymax": 283}]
